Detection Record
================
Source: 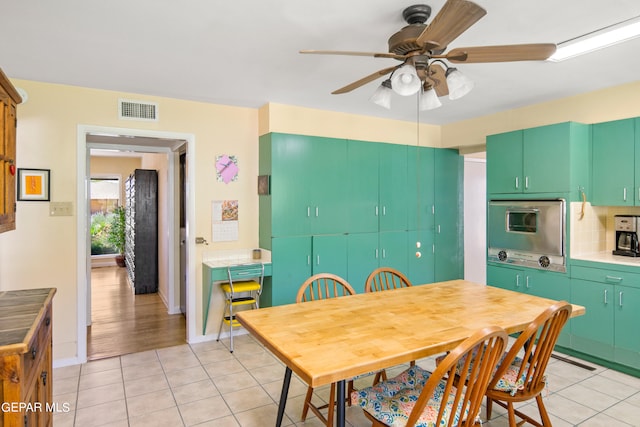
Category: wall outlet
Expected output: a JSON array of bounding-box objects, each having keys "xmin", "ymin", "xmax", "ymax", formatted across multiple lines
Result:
[{"xmin": 50, "ymin": 201, "xmax": 74, "ymax": 216}]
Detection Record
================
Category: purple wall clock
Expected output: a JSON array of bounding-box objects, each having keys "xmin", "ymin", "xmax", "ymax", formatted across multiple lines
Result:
[{"xmin": 215, "ymin": 154, "xmax": 239, "ymax": 184}]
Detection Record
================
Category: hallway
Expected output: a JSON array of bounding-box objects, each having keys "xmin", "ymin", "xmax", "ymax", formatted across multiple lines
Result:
[{"xmin": 88, "ymin": 266, "xmax": 186, "ymax": 360}]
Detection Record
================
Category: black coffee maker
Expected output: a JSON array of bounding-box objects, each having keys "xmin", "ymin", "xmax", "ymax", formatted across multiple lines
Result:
[{"xmin": 613, "ymin": 215, "xmax": 640, "ymax": 257}]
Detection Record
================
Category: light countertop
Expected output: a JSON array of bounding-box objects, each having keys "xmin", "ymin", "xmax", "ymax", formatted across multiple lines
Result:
[
  {"xmin": 572, "ymin": 252, "xmax": 640, "ymax": 267},
  {"xmin": 202, "ymin": 249, "xmax": 271, "ymax": 269}
]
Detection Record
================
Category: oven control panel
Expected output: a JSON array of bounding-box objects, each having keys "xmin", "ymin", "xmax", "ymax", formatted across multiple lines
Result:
[{"xmin": 488, "ymin": 247, "xmax": 566, "ymax": 273}]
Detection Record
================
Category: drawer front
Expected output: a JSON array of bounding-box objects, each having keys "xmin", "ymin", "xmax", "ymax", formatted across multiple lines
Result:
[
  {"xmin": 22, "ymin": 303, "xmax": 52, "ymax": 390},
  {"xmin": 571, "ymin": 265, "xmax": 640, "ymax": 287}
]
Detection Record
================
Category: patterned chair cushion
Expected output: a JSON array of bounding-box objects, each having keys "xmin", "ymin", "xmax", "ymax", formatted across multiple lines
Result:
[
  {"xmin": 351, "ymin": 366, "xmax": 467, "ymax": 427},
  {"xmin": 436, "ymin": 351, "xmax": 528, "ymax": 397}
]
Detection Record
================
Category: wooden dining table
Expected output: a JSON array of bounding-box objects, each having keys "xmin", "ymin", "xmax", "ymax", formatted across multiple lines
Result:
[{"xmin": 236, "ymin": 279, "xmax": 585, "ymax": 427}]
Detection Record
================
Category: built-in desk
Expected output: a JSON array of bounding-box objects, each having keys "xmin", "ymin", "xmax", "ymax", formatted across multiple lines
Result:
[{"xmin": 202, "ymin": 250, "xmax": 273, "ymax": 336}]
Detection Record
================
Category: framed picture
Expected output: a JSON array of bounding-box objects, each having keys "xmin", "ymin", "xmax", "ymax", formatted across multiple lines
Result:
[{"xmin": 17, "ymin": 168, "xmax": 50, "ymax": 201}]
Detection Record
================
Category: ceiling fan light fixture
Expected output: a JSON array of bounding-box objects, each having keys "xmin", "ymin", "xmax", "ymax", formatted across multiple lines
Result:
[
  {"xmin": 445, "ymin": 67, "xmax": 474, "ymax": 100},
  {"xmin": 419, "ymin": 87, "xmax": 442, "ymax": 111},
  {"xmin": 369, "ymin": 79, "xmax": 393, "ymax": 109},
  {"xmin": 390, "ymin": 64, "xmax": 422, "ymax": 96}
]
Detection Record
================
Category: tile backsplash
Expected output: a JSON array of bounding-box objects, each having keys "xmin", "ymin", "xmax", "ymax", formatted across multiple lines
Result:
[{"xmin": 570, "ymin": 201, "xmax": 640, "ymax": 256}]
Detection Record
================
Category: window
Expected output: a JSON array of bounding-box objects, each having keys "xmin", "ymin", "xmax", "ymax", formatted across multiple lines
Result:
[{"xmin": 90, "ymin": 177, "xmax": 121, "ymax": 255}]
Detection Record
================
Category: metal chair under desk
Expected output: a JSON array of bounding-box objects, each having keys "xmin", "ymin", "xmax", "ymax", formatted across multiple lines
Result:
[{"xmin": 214, "ymin": 263, "xmax": 264, "ymax": 353}]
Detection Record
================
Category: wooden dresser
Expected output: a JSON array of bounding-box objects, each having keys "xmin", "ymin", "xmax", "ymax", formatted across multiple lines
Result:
[{"xmin": 0, "ymin": 288, "xmax": 56, "ymax": 427}]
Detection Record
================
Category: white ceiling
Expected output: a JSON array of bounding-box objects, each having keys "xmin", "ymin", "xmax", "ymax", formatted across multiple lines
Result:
[{"xmin": 2, "ymin": 0, "xmax": 640, "ymax": 126}]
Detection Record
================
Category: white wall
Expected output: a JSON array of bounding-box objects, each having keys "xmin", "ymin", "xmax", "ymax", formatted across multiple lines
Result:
[{"xmin": 463, "ymin": 158, "xmax": 486, "ymax": 284}]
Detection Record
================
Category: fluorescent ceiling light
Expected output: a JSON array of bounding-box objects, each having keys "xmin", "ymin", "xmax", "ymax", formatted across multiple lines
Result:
[{"xmin": 549, "ymin": 16, "xmax": 640, "ymax": 62}]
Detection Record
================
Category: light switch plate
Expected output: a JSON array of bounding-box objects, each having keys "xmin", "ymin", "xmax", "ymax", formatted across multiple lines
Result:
[{"xmin": 50, "ymin": 201, "xmax": 74, "ymax": 216}]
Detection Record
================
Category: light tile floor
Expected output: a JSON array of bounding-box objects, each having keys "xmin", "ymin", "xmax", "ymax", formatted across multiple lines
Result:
[{"xmin": 53, "ymin": 334, "xmax": 640, "ymax": 427}]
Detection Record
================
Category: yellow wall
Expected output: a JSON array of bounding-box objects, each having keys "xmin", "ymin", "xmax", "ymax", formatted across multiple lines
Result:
[
  {"xmin": 3, "ymin": 76, "xmax": 640, "ymax": 365},
  {"xmin": 90, "ymin": 156, "xmax": 142, "ymax": 203}
]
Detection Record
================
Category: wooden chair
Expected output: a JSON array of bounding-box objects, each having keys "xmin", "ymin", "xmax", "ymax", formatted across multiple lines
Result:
[
  {"xmin": 352, "ymin": 326, "xmax": 508, "ymax": 427},
  {"xmin": 485, "ymin": 301, "xmax": 572, "ymax": 427},
  {"xmin": 297, "ymin": 273, "xmax": 356, "ymax": 427},
  {"xmin": 365, "ymin": 267, "xmax": 413, "ymax": 383},
  {"xmin": 214, "ymin": 263, "xmax": 264, "ymax": 353},
  {"xmin": 364, "ymin": 267, "xmax": 412, "ymax": 292}
]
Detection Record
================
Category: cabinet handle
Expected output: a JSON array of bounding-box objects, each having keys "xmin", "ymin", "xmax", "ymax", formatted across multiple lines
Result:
[
  {"xmin": 604, "ymin": 289, "xmax": 608, "ymax": 304},
  {"xmin": 316, "ymin": 255, "xmax": 320, "ymax": 265},
  {"xmin": 307, "ymin": 207, "xmax": 311, "ymax": 217},
  {"xmin": 526, "ymin": 276, "xmax": 530, "ymax": 289},
  {"xmin": 31, "ymin": 348, "xmax": 37, "ymax": 360},
  {"xmin": 525, "ymin": 176, "xmax": 529, "ymax": 190},
  {"xmin": 624, "ymin": 188, "xmax": 627, "ymax": 201},
  {"xmin": 307, "ymin": 255, "xmax": 311, "ymax": 266},
  {"xmin": 437, "ymin": 225, "xmax": 441, "ymax": 234},
  {"xmin": 382, "ymin": 249, "xmax": 386, "ymax": 259},
  {"xmin": 375, "ymin": 206, "xmax": 379, "ymax": 216},
  {"xmin": 382, "ymin": 206, "xmax": 386, "ymax": 216},
  {"xmin": 619, "ymin": 291, "xmax": 623, "ymax": 307},
  {"xmin": 45, "ymin": 317, "xmax": 51, "ymax": 327},
  {"xmin": 516, "ymin": 274, "xmax": 521, "ymax": 287},
  {"xmin": 375, "ymin": 248, "xmax": 379, "ymax": 259},
  {"xmin": 515, "ymin": 176, "xmax": 519, "ymax": 189},
  {"xmin": 432, "ymin": 244, "xmax": 435, "ymax": 254},
  {"xmin": 41, "ymin": 371, "xmax": 48, "ymax": 386},
  {"xmin": 315, "ymin": 206, "xmax": 319, "ymax": 217},
  {"xmin": 605, "ymin": 275, "xmax": 623, "ymax": 283}
]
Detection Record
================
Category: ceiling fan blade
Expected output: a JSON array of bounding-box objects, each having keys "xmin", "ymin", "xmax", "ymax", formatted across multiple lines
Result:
[
  {"xmin": 416, "ymin": 0, "xmax": 486, "ymax": 50},
  {"xmin": 332, "ymin": 66, "xmax": 397, "ymax": 94},
  {"xmin": 444, "ymin": 44, "xmax": 557, "ymax": 63},
  {"xmin": 426, "ymin": 63, "xmax": 449, "ymax": 97},
  {"xmin": 300, "ymin": 50, "xmax": 406, "ymax": 60}
]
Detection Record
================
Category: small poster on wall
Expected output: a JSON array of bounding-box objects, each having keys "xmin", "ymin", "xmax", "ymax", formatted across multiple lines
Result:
[{"xmin": 212, "ymin": 200, "xmax": 239, "ymax": 242}]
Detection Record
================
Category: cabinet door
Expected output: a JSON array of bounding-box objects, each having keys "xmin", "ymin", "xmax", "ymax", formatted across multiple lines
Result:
[
  {"xmin": 407, "ymin": 146, "xmax": 435, "ymax": 231},
  {"xmin": 526, "ymin": 269, "xmax": 571, "ymax": 347},
  {"xmin": 434, "ymin": 149, "xmax": 462, "ymax": 281},
  {"xmin": 347, "ymin": 140, "xmax": 379, "ymax": 233},
  {"xmin": 523, "ymin": 123, "xmax": 571, "ymax": 193},
  {"xmin": 379, "ymin": 231, "xmax": 409, "ymax": 275},
  {"xmin": 271, "ymin": 236, "xmax": 312, "ymax": 305},
  {"xmin": 592, "ymin": 118, "xmax": 635, "ymax": 206},
  {"xmin": 347, "ymin": 232, "xmax": 380, "ymax": 293},
  {"xmin": 309, "ymin": 137, "xmax": 348, "ymax": 234},
  {"xmin": 487, "ymin": 264, "xmax": 524, "ymax": 291},
  {"xmin": 407, "ymin": 230, "xmax": 435, "ymax": 285},
  {"xmin": 378, "ymin": 144, "xmax": 408, "ymax": 231},
  {"xmin": 614, "ymin": 284, "xmax": 640, "ymax": 368},
  {"xmin": 271, "ymin": 134, "xmax": 316, "ymax": 236},
  {"xmin": 571, "ymin": 279, "xmax": 614, "ymax": 359},
  {"xmin": 311, "ymin": 234, "xmax": 348, "ymax": 278},
  {"xmin": 486, "ymin": 130, "xmax": 523, "ymax": 194}
]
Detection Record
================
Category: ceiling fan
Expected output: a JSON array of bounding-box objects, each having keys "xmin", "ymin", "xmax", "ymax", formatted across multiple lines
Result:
[{"xmin": 300, "ymin": 0, "xmax": 556, "ymax": 109}]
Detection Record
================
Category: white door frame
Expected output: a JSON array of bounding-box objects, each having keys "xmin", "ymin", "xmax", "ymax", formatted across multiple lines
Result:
[{"xmin": 76, "ymin": 125, "xmax": 197, "ymax": 363}]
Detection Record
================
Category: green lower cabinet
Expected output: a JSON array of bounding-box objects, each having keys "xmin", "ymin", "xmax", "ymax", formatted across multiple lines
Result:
[
  {"xmin": 269, "ymin": 234, "xmax": 347, "ymax": 306},
  {"xmin": 613, "ymin": 285, "xmax": 640, "ymax": 368},
  {"xmin": 347, "ymin": 231, "xmax": 408, "ymax": 293},
  {"xmin": 407, "ymin": 230, "xmax": 435, "ymax": 286},
  {"xmin": 570, "ymin": 279, "xmax": 614, "ymax": 360},
  {"xmin": 487, "ymin": 264, "xmax": 571, "ymax": 346}
]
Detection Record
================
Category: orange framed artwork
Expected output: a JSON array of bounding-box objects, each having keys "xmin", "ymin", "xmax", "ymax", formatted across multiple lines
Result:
[{"xmin": 17, "ymin": 168, "xmax": 50, "ymax": 201}]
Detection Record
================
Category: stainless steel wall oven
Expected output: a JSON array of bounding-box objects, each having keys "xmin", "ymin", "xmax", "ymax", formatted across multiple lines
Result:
[{"xmin": 488, "ymin": 199, "xmax": 566, "ymax": 272}]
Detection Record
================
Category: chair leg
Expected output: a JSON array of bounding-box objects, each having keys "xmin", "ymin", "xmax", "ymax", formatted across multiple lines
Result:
[
  {"xmin": 485, "ymin": 396, "xmax": 494, "ymax": 420},
  {"xmin": 347, "ymin": 380, "xmax": 354, "ymax": 407},
  {"xmin": 536, "ymin": 394, "xmax": 552, "ymax": 426},
  {"xmin": 506, "ymin": 401, "xmax": 518, "ymax": 427},
  {"xmin": 216, "ymin": 298, "xmax": 229, "ymax": 342}
]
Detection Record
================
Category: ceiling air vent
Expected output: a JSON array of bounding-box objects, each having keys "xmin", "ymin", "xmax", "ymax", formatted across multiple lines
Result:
[{"xmin": 118, "ymin": 99, "xmax": 158, "ymax": 122}]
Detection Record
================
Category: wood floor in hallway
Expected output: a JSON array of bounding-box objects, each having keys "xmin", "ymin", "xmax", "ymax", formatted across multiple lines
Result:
[{"xmin": 88, "ymin": 266, "xmax": 186, "ymax": 360}]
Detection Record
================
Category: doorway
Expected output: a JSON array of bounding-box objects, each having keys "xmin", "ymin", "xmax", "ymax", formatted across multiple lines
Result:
[{"xmin": 76, "ymin": 125, "xmax": 196, "ymax": 363}]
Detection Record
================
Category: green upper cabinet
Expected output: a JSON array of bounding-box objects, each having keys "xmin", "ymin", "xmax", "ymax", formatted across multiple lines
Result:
[
  {"xmin": 487, "ymin": 130, "xmax": 524, "ymax": 194},
  {"xmin": 591, "ymin": 118, "xmax": 637, "ymax": 206},
  {"xmin": 260, "ymin": 133, "xmax": 348, "ymax": 238},
  {"xmin": 407, "ymin": 146, "xmax": 435, "ymax": 231},
  {"xmin": 487, "ymin": 122, "xmax": 590, "ymax": 199},
  {"xmin": 347, "ymin": 141, "xmax": 408, "ymax": 233}
]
